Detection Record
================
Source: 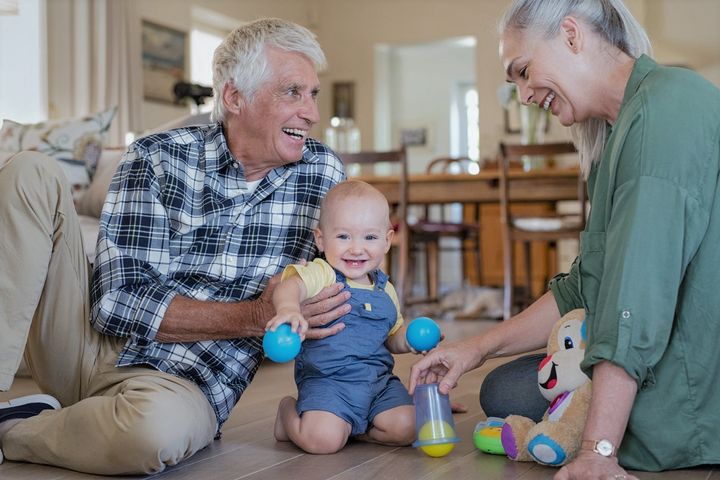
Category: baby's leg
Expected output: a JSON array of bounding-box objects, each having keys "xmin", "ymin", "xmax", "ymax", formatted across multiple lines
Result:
[
  {"xmin": 364, "ymin": 404, "xmax": 415, "ymax": 446},
  {"xmin": 274, "ymin": 396, "xmax": 351, "ymax": 454}
]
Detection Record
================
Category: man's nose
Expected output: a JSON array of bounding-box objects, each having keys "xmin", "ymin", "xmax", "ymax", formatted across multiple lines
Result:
[{"xmin": 300, "ymin": 96, "xmax": 320, "ymax": 124}]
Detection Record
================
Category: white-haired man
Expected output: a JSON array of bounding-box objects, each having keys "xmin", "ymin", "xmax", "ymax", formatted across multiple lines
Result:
[{"xmin": 0, "ymin": 18, "xmax": 347, "ymax": 474}]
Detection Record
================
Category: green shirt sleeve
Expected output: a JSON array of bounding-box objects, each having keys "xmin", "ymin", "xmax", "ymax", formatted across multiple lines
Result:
[
  {"xmin": 548, "ymin": 257, "xmax": 583, "ymax": 315},
  {"xmin": 582, "ymin": 175, "xmax": 704, "ymax": 385}
]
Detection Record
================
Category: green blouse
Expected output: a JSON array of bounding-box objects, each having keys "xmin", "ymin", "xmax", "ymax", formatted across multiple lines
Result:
[{"xmin": 549, "ymin": 55, "xmax": 720, "ymax": 471}]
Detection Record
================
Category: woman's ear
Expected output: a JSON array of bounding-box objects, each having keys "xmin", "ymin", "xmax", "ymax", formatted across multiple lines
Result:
[
  {"xmin": 222, "ymin": 82, "xmax": 245, "ymax": 115},
  {"xmin": 560, "ymin": 16, "xmax": 583, "ymax": 53}
]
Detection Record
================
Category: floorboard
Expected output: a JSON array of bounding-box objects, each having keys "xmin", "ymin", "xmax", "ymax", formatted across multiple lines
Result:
[{"xmin": 1, "ymin": 318, "xmax": 715, "ymax": 479}]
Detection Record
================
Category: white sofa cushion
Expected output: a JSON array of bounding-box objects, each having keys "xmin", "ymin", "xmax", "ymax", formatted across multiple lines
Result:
[{"xmin": 0, "ymin": 107, "xmax": 116, "ymax": 188}]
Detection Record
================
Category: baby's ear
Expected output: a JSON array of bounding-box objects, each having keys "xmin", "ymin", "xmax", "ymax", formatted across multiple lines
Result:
[
  {"xmin": 384, "ymin": 228, "xmax": 395, "ymax": 252},
  {"xmin": 314, "ymin": 228, "xmax": 325, "ymax": 251}
]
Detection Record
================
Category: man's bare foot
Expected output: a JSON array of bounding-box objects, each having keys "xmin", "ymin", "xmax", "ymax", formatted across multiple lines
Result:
[{"xmin": 273, "ymin": 396, "xmax": 297, "ymax": 442}]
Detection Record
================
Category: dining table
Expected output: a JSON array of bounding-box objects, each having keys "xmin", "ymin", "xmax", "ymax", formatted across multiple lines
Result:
[{"xmin": 351, "ymin": 166, "xmax": 582, "ymax": 292}]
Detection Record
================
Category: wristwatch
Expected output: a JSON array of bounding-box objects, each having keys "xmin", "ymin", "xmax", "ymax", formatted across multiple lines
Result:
[{"xmin": 581, "ymin": 439, "xmax": 616, "ymax": 457}]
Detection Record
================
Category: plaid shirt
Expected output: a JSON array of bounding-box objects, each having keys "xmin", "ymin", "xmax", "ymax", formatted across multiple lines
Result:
[{"xmin": 90, "ymin": 124, "xmax": 344, "ymax": 428}]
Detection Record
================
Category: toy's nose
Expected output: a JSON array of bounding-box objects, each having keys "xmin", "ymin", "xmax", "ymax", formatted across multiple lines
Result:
[{"xmin": 538, "ymin": 355, "xmax": 552, "ymax": 371}]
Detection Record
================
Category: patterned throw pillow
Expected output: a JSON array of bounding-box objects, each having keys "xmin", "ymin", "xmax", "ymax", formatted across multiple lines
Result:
[{"xmin": 0, "ymin": 107, "xmax": 116, "ymax": 188}]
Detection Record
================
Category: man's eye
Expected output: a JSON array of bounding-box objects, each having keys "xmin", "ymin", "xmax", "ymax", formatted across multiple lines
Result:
[
  {"xmin": 519, "ymin": 67, "xmax": 528, "ymax": 79},
  {"xmin": 287, "ymin": 87, "xmax": 301, "ymax": 97}
]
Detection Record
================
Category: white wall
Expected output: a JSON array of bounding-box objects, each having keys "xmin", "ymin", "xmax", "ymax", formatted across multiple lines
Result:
[
  {"xmin": 387, "ymin": 39, "xmax": 475, "ymax": 173},
  {"xmin": 0, "ymin": 0, "xmax": 46, "ymax": 123}
]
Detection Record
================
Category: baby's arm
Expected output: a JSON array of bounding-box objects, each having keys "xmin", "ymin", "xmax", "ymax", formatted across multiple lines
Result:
[
  {"xmin": 385, "ymin": 323, "xmax": 412, "ymax": 354},
  {"xmin": 266, "ymin": 274, "xmax": 310, "ymax": 339}
]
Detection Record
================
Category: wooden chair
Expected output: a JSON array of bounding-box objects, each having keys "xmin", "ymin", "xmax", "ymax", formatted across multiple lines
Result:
[
  {"xmin": 499, "ymin": 142, "xmax": 586, "ymax": 319},
  {"xmin": 340, "ymin": 148, "xmax": 410, "ymax": 307},
  {"xmin": 409, "ymin": 157, "xmax": 482, "ymax": 303}
]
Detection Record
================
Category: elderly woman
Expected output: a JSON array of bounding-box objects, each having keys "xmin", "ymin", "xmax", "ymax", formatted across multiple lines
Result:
[{"xmin": 410, "ymin": 0, "xmax": 720, "ymax": 479}]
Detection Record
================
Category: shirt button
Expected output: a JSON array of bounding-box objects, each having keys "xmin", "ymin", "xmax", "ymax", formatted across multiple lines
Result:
[
  {"xmin": 621, "ymin": 309, "xmax": 631, "ymax": 319},
  {"xmin": 233, "ymin": 162, "xmax": 239, "ymax": 168}
]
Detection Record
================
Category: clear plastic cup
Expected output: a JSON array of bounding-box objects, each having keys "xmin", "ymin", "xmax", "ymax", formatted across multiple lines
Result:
[{"xmin": 412, "ymin": 383, "xmax": 460, "ymax": 456}]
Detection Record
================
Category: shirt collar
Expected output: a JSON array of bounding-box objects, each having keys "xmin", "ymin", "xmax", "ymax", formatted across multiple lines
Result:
[{"xmin": 621, "ymin": 54, "xmax": 657, "ymax": 109}]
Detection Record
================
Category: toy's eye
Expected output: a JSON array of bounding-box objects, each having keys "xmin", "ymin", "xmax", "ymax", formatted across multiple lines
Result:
[{"xmin": 564, "ymin": 336, "xmax": 574, "ymax": 349}]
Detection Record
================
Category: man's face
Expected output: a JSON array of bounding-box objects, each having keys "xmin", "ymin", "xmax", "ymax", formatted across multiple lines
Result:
[{"xmin": 228, "ymin": 46, "xmax": 321, "ymax": 170}]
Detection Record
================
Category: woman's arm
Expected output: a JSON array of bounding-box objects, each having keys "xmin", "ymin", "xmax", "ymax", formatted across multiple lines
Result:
[
  {"xmin": 409, "ymin": 291, "xmax": 562, "ymax": 395},
  {"xmin": 555, "ymin": 361, "xmax": 638, "ymax": 480}
]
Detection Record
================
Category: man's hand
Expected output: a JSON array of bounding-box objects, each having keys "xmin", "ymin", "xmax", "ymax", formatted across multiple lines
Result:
[{"xmin": 300, "ymin": 282, "xmax": 350, "ymax": 340}]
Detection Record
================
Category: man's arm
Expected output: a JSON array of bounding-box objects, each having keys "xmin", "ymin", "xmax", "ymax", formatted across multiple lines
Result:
[{"xmin": 156, "ymin": 275, "xmax": 350, "ymax": 343}]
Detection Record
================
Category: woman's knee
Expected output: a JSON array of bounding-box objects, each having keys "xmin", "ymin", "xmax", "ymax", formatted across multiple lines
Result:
[{"xmin": 479, "ymin": 354, "xmax": 549, "ymax": 422}]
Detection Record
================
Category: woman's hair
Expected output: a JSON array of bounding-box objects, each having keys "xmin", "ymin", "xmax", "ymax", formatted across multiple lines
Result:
[
  {"xmin": 211, "ymin": 18, "xmax": 326, "ymax": 123},
  {"xmin": 498, "ymin": 0, "xmax": 652, "ymax": 176}
]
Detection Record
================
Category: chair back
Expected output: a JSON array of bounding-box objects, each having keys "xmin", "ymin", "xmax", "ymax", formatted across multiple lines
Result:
[
  {"xmin": 498, "ymin": 142, "xmax": 586, "ymax": 231},
  {"xmin": 341, "ymin": 148, "xmax": 409, "ymax": 306},
  {"xmin": 426, "ymin": 156, "xmax": 478, "ymax": 175}
]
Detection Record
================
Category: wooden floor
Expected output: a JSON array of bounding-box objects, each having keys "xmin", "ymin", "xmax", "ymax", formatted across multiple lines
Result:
[{"xmin": 1, "ymin": 319, "xmax": 716, "ymax": 480}]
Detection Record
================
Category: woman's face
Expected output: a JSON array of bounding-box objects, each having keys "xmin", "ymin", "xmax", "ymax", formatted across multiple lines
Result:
[{"xmin": 500, "ymin": 26, "xmax": 588, "ymax": 127}]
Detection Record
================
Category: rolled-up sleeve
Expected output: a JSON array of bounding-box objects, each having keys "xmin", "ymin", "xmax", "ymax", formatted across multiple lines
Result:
[
  {"xmin": 90, "ymin": 144, "xmax": 176, "ymax": 346},
  {"xmin": 582, "ymin": 176, "xmax": 705, "ymax": 386},
  {"xmin": 549, "ymin": 257, "xmax": 583, "ymax": 315}
]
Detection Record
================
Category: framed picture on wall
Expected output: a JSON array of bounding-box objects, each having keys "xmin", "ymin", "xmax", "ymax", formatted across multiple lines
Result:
[
  {"xmin": 141, "ymin": 20, "xmax": 187, "ymax": 104},
  {"xmin": 332, "ymin": 82, "xmax": 355, "ymax": 119}
]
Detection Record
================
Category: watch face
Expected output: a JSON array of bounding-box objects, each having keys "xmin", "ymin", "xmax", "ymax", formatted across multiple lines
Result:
[{"xmin": 596, "ymin": 439, "xmax": 614, "ymax": 456}]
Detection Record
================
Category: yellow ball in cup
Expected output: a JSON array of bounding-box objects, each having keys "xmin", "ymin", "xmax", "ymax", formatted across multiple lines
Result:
[{"xmin": 417, "ymin": 420, "xmax": 456, "ymax": 457}]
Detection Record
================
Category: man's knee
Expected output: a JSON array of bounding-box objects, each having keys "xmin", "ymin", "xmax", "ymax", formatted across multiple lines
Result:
[
  {"xmin": 0, "ymin": 152, "xmax": 68, "ymax": 202},
  {"xmin": 107, "ymin": 391, "xmax": 215, "ymax": 474}
]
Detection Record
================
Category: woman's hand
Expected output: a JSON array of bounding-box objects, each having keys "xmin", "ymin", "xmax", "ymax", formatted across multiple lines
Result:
[
  {"xmin": 408, "ymin": 337, "xmax": 486, "ymax": 395},
  {"xmin": 300, "ymin": 282, "xmax": 351, "ymax": 340},
  {"xmin": 554, "ymin": 451, "xmax": 637, "ymax": 480}
]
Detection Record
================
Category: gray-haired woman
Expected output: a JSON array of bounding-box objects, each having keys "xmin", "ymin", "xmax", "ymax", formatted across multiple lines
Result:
[{"xmin": 410, "ymin": 1, "xmax": 720, "ymax": 478}]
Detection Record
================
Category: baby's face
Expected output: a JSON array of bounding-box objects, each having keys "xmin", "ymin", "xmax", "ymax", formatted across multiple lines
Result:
[{"xmin": 315, "ymin": 196, "xmax": 393, "ymax": 283}]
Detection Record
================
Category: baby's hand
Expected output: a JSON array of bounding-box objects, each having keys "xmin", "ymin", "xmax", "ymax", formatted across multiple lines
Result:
[{"xmin": 265, "ymin": 310, "xmax": 309, "ymax": 341}]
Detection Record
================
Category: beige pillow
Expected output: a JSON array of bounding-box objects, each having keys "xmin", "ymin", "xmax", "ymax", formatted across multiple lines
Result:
[
  {"xmin": 74, "ymin": 147, "xmax": 126, "ymax": 218},
  {"xmin": 0, "ymin": 107, "xmax": 116, "ymax": 188}
]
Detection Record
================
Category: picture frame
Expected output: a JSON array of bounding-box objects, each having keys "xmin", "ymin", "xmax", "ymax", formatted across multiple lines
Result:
[
  {"xmin": 332, "ymin": 82, "xmax": 355, "ymax": 119},
  {"xmin": 141, "ymin": 20, "xmax": 187, "ymax": 104}
]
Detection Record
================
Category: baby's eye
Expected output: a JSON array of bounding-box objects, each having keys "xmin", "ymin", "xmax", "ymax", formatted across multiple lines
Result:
[
  {"xmin": 336, "ymin": 233, "xmax": 349, "ymax": 240},
  {"xmin": 365, "ymin": 234, "xmax": 379, "ymax": 241}
]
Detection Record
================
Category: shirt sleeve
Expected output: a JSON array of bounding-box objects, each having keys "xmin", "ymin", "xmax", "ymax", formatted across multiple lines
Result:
[
  {"xmin": 281, "ymin": 258, "xmax": 336, "ymax": 298},
  {"xmin": 384, "ymin": 281, "xmax": 404, "ymax": 336},
  {"xmin": 89, "ymin": 143, "xmax": 177, "ymax": 346},
  {"xmin": 548, "ymin": 257, "xmax": 583, "ymax": 315},
  {"xmin": 582, "ymin": 175, "xmax": 705, "ymax": 386}
]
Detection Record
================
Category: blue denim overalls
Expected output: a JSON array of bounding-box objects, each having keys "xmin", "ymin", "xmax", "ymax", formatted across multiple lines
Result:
[{"xmin": 294, "ymin": 268, "xmax": 413, "ymax": 435}]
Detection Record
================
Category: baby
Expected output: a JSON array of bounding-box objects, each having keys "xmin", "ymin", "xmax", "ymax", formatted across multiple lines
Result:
[{"xmin": 266, "ymin": 180, "xmax": 419, "ymax": 454}]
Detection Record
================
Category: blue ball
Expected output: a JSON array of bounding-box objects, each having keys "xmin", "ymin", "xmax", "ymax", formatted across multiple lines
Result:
[
  {"xmin": 406, "ymin": 317, "xmax": 441, "ymax": 352},
  {"xmin": 263, "ymin": 324, "xmax": 301, "ymax": 363}
]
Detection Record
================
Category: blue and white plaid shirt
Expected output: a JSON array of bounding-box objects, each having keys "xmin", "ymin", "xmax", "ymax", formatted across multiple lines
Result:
[{"xmin": 90, "ymin": 124, "xmax": 344, "ymax": 428}]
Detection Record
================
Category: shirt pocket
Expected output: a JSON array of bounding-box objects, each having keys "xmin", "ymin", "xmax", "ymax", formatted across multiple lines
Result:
[{"xmin": 577, "ymin": 231, "xmax": 606, "ymax": 315}]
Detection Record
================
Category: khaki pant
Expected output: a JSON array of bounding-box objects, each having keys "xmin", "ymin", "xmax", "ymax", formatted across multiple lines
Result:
[{"xmin": 0, "ymin": 153, "xmax": 216, "ymax": 475}]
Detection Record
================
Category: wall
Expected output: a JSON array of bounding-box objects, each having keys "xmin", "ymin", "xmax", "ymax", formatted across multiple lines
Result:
[{"xmin": 41, "ymin": 0, "xmax": 720, "ymax": 146}]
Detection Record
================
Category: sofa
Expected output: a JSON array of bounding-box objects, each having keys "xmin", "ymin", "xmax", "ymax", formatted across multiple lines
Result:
[{"xmin": 0, "ymin": 146, "xmax": 125, "ymax": 264}]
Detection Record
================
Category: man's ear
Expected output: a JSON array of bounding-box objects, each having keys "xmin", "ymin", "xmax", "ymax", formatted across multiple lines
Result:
[
  {"xmin": 384, "ymin": 228, "xmax": 395, "ymax": 253},
  {"xmin": 314, "ymin": 228, "xmax": 325, "ymax": 252},
  {"xmin": 222, "ymin": 82, "xmax": 245, "ymax": 115},
  {"xmin": 560, "ymin": 16, "xmax": 583, "ymax": 53}
]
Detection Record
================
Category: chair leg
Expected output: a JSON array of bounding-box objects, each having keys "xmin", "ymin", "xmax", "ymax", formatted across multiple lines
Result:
[
  {"xmin": 522, "ymin": 241, "xmax": 532, "ymax": 309},
  {"xmin": 502, "ymin": 239, "xmax": 514, "ymax": 320},
  {"xmin": 426, "ymin": 238, "xmax": 439, "ymax": 302}
]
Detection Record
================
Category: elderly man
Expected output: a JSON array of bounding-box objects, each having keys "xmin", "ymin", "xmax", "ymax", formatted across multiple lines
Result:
[{"xmin": 0, "ymin": 18, "xmax": 346, "ymax": 474}]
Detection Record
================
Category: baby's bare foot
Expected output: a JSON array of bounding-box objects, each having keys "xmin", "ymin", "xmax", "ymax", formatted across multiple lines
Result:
[{"xmin": 273, "ymin": 396, "xmax": 296, "ymax": 442}]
